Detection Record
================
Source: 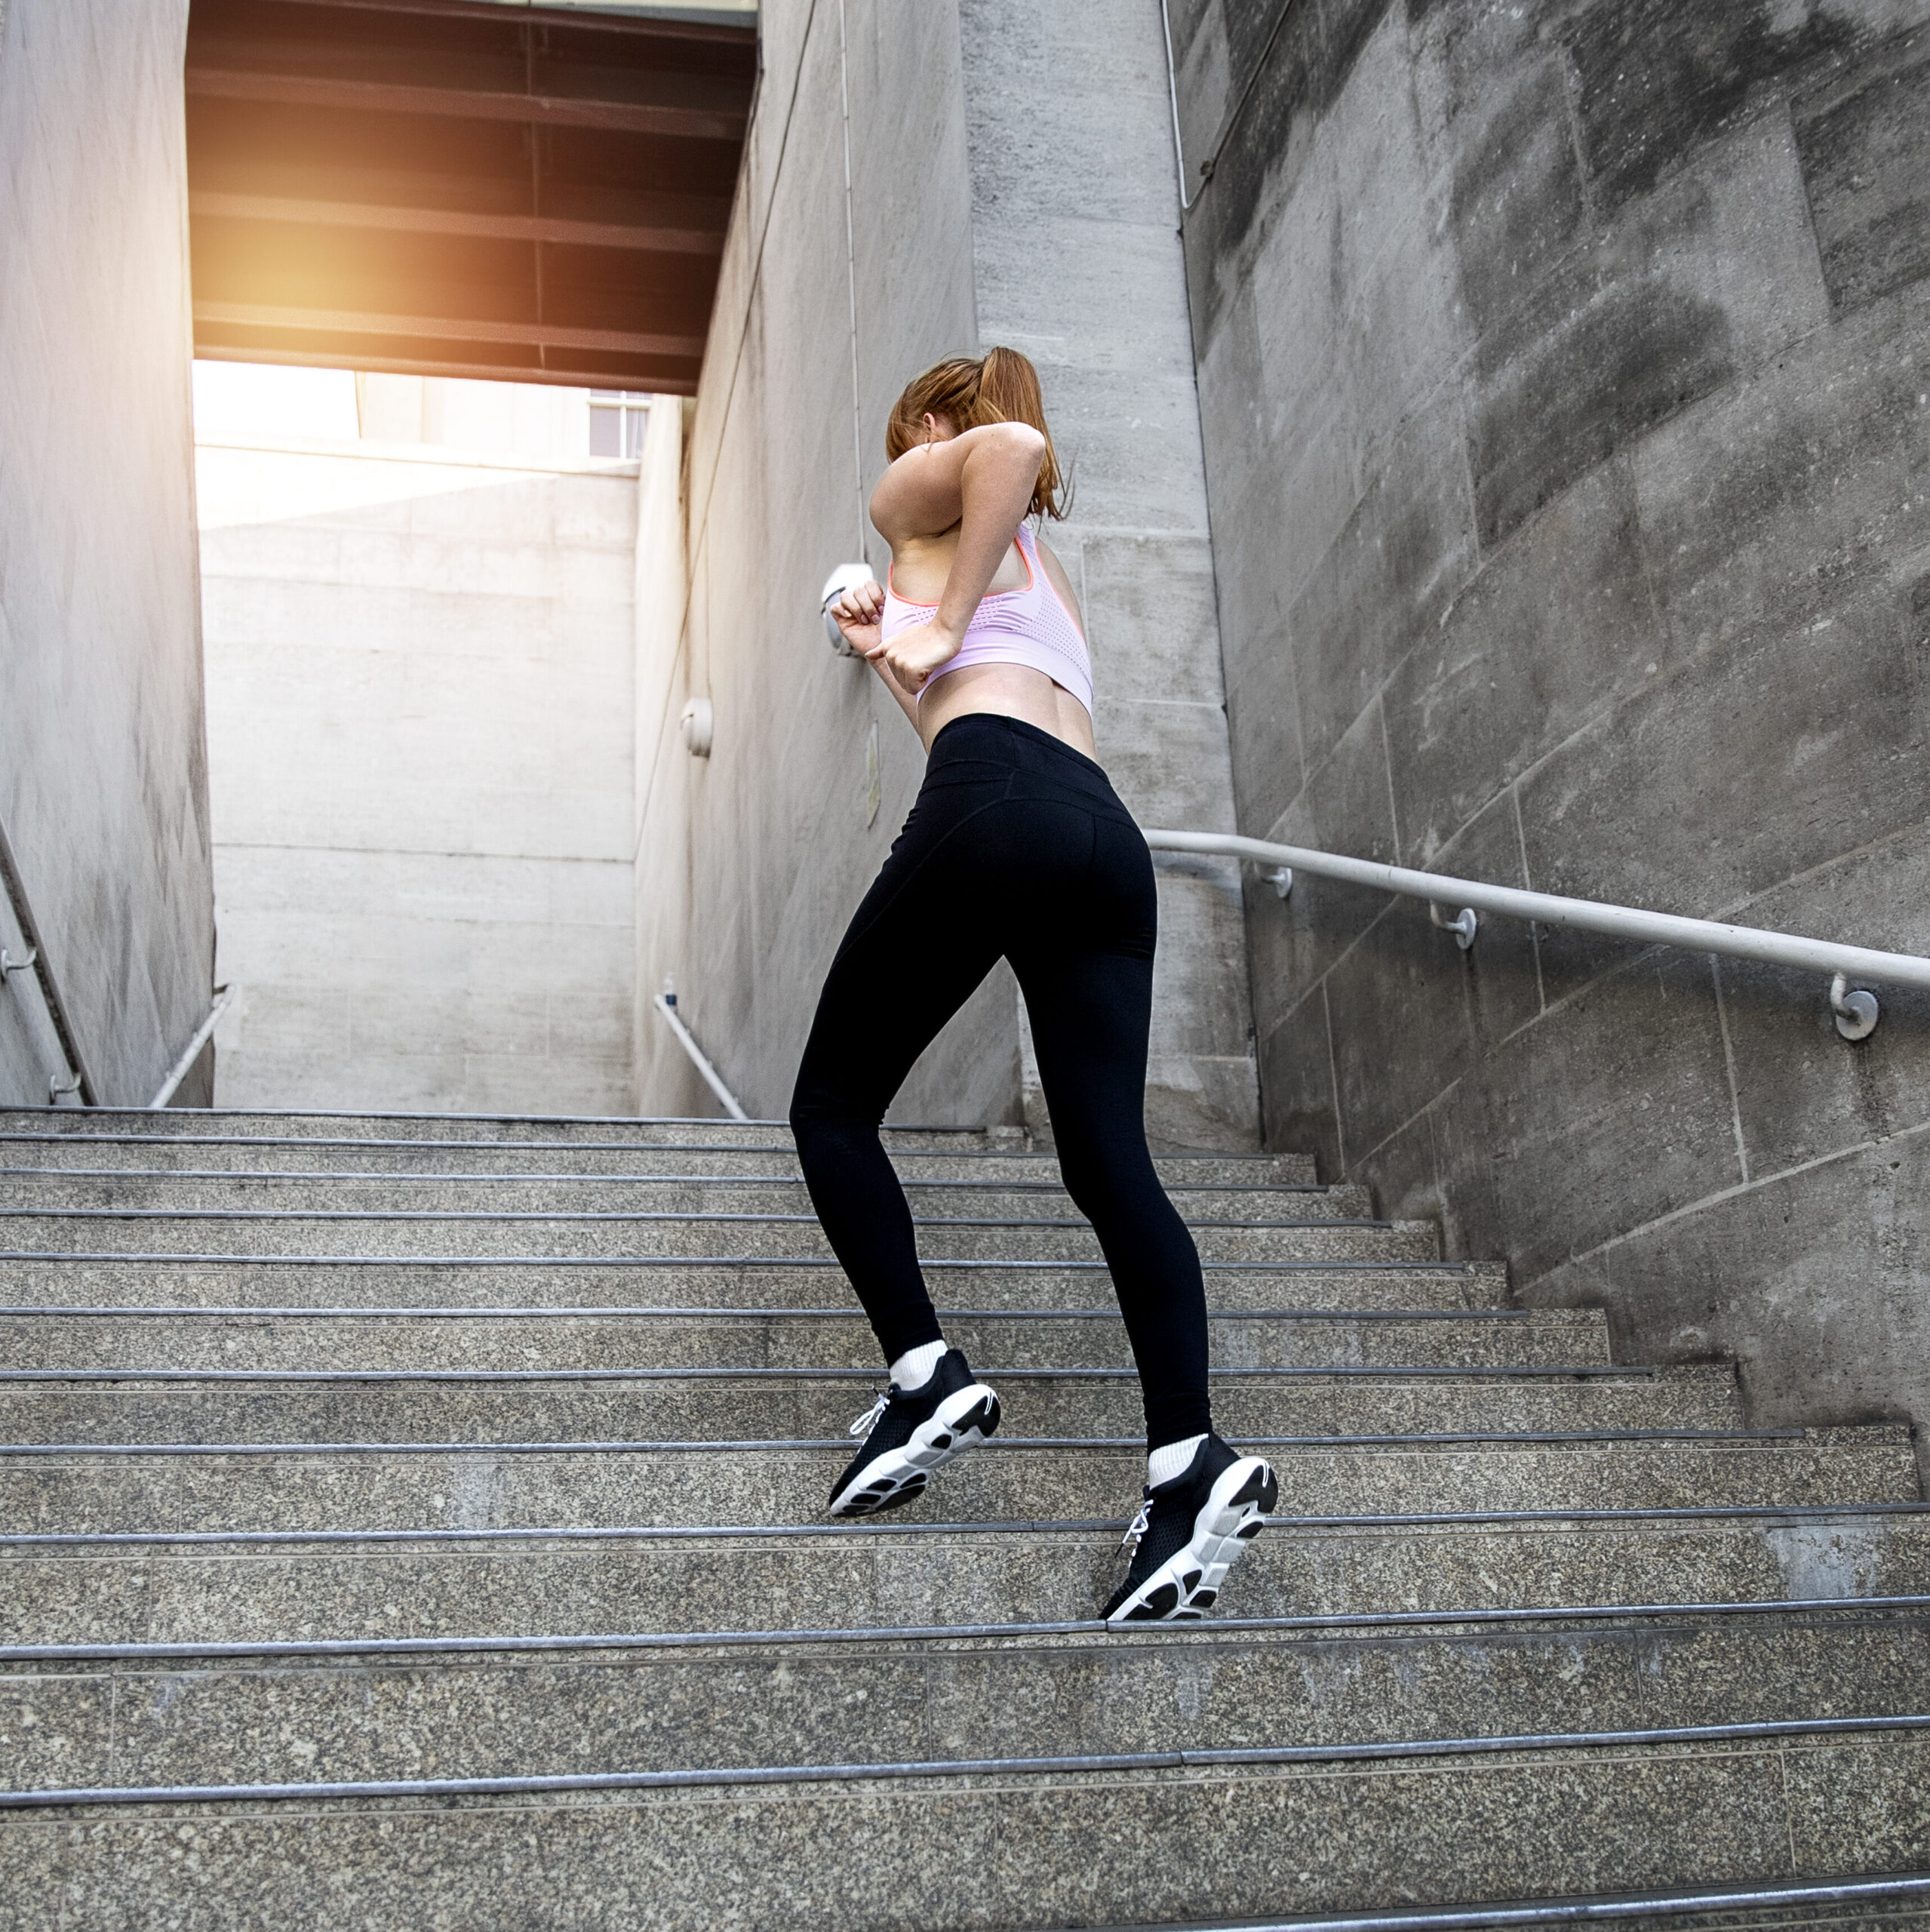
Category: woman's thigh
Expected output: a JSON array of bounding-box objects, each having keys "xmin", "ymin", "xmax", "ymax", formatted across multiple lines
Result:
[{"xmin": 791, "ymin": 783, "xmax": 1016, "ymax": 1120}]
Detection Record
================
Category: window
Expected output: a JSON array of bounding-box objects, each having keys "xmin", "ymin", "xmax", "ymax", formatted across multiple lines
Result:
[{"xmin": 589, "ymin": 390, "xmax": 650, "ymax": 459}]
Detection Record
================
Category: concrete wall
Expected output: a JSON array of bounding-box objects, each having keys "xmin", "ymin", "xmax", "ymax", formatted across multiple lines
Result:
[
  {"xmin": 0, "ymin": 0, "xmax": 216, "ymax": 1106},
  {"xmin": 635, "ymin": 0, "xmax": 1260, "ymax": 1148},
  {"xmin": 1172, "ymin": 0, "xmax": 1930, "ymax": 1451},
  {"xmin": 632, "ymin": 0, "xmax": 994, "ymax": 1126},
  {"xmin": 200, "ymin": 430, "xmax": 638, "ymax": 1113},
  {"xmin": 960, "ymin": 0, "xmax": 1258, "ymax": 1150}
]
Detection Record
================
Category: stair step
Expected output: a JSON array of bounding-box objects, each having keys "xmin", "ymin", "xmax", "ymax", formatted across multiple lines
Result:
[
  {"xmin": 0, "ymin": 1172, "xmax": 1375, "ymax": 1221},
  {"xmin": 0, "ymin": 1136, "xmax": 1317, "ymax": 1186},
  {"xmin": 8, "ymin": 1506, "xmax": 1927, "ymax": 1644},
  {"xmin": 0, "ymin": 1366, "xmax": 1739, "ymax": 1444},
  {"xmin": 0, "ymin": 1209, "xmax": 1430, "ymax": 1264},
  {"xmin": 0, "ymin": 1257, "xmax": 1503, "ymax": 1312},
  {"xmin": 2, "ymin": 1720, "xmax": 1925, "ymax": 1931},
  {"xmin": 0, "ymin": 1430, "xmax": 1911, "ymax": 1536},
  {"xmin": 5, "ymin": 1112, "xmax": 1321, "ymax": 1174},
  {"xmin": 5, "ymin": 1601, "xmax": 1926, "ymax": 1795},
  {"xmin": 0, "ymin": 1109, "xmax": 1023, "ymax": 1150},
  {"xmin": 0, "ymin": 1307, "xmax": 1606, "ymax": 1372},
  {"xmin": 0, "ymin": 1101, "xmax": 1911, "ymax": 1928}
]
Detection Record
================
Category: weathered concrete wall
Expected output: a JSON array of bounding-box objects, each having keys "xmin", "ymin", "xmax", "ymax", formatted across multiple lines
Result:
[
  {"xmin": 0, "ymin": 0, "xmax": 216, "ymax": 1106},
  {"xmin": 960, "ymin": 0, "xmax": 1258, "ymax": 1150},
  {"xmin": 637, "ymin": 0, "xmax": 1259, "ymax": 1146},
  {"xmin": 1173, "ymin": 0, "xmax": 1930, "ymax": 1451},
  {"xmin": 200, "ymin": 432, "xmax": 638, "ymax": 1113}
]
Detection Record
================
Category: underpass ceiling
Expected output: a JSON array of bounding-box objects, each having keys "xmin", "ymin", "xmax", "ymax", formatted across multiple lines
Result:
[{"xmin": 186, "ymin": 0, "xmax": 758, "ymax": 394}]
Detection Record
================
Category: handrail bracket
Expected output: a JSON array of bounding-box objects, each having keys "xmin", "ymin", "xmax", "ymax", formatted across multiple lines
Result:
[{"xmin": 1830, "ymin": 973, "xmax": 1879, "ymax": 1042}]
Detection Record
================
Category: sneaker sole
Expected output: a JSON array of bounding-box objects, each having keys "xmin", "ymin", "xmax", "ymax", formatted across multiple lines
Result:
[
  {"xmin": 1105, "ymin": 1457, "xmax": 1277, "ymax": 1625},
  {"xmin": 826, "ymin": 1386, "xmax": 1002, "ymax": 1518}
]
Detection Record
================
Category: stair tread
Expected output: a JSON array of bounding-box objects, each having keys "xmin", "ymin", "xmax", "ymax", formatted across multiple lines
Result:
[{"xmin": 0, "ymin": 1105, "xmax": 1913, "ymax": 1926}]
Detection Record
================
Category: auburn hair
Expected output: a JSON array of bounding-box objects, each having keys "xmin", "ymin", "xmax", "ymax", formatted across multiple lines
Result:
[{"xmin": 884, "ymin": 346, "xmax": 1068, "ymax": 520}]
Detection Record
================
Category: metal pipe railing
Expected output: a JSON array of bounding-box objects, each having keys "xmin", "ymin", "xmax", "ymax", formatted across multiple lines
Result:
[
  {"xmin": 652, "ymin": 989, "xmax": 749, "ymax": 1121},
  {"xmin": 0, "ymin": 812, "xmax": 100, "ymax": 1103},
  {"xmin": 1142, "ymin": 828, "xmax": 1920, "ymax": 1040},
  {"xmin": 149, "ymin": 986, "xmax": 235, "ymax": 1109}
]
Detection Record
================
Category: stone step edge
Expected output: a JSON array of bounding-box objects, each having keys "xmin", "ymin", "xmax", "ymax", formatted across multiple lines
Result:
[
  {"xmin": 0, "ymin": 1167, "xmax": 1340, "ymax": 1195},
  {"xmin": 1056, "ymin": 1871, "xmax": 1930, "ymax": 1932},
  {"xmin": 8, "ymin": 1500, "xmax": 1926, "ymax": 1549},
  {"xmin": 10, "ymin": 1591, "xmax": 1930, "ymax": 1667},
  {"xmin": 0, "ymin": 1425, "xmax": 1868, "ymax": 1456},
  {"xmin": 0, "ymin": 1131, "xmax": 1293, "ymax": 1162},
  {"xmin": 0, "ymin": 1365, "xmax": 1673, "ymax": 1386},
  {"xmin": 0, "ymin": 1302, "xmax": 1550, "ymax": 1320},
  {"xmin": 6, "ymin": 1709, "xmax": 1930, "ymax": 1812},
  {"xmin": 0, "ymin": 1109, "xmax": 796, "ymax": 1128},
  {"xmin": 0, "ymin": 1210, "xmax": 1398, "ymax": 1229},
  {"xmin": 0, "ymin": 1256, "xmax": 1494, "ymax": 1275}
]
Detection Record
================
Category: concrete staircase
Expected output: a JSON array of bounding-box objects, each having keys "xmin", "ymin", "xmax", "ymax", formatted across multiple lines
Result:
[{"xmin": 1, "ymin": 1107, "xmax": 1927, "ymax": 1929}]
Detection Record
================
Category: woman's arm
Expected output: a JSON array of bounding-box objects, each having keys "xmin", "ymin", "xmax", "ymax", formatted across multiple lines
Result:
[
  {"xmin": 868, "ymin": 423, "xmax": 1046, "ymax": 694},
  {"xmin": 828, "ymin": 576, "xmax": 922, "ymax": 731}
]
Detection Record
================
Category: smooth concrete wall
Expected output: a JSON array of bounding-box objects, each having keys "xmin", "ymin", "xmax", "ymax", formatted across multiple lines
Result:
[
  {"xmin": 633, "ymin": 0, "xmax": 997, "ymax": 1125},
  {"xmin": 1172, "ymin": 0, "xmax": 1930, "ymax": 1452},
  {"xmin": 637, "ymin": 0, "xmax": 1260, "ymax": 1147},
  {"xmin": 0, "ymin": 0, "xmax": 216, "ymax": 1106},
  {"xmin": 201, "ymin": 437, "xmax": 638, "ymax": 1113}
]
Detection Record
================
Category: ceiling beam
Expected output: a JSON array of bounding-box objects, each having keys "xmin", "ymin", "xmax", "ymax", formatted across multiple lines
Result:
[
  {"xmin": 185, "ymin": 64, "xmax": 748, "ymax": 142},
  {"xmin": 191, "ymin": 191, "xmax": 726, "ymax": 256},
  {"xmin": 195, "ymin": 343, "xmax": 699, "ymax": 396},
  {"xmin": 195, "ymin": 300, "xmax": 706, "ymax": 358}
]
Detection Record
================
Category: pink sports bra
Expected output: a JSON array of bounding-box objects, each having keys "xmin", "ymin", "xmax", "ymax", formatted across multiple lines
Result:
[{"xmin": 880, "ymin": 522, "xmax": 1093, "ymax": 715}]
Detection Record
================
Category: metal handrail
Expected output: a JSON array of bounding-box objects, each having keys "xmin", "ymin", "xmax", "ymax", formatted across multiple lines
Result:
[
  {"xmin": 149, "ymin": 986, "xmax": 235, "ymax": 1109},
  {"xmin": 652, "ymin": 990, "xmax": 749, "ymax": 1121},
  {"xmin": 0, "ymin": 812, "xmax": 99, "ymax": 1103},
  {"xmin": 1142, "ymin": 828, "xmax": 1923, "ymax": 1040}
]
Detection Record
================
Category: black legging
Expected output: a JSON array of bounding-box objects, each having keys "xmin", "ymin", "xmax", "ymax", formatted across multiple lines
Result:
[{"xmin": 789, "ymin": 711, "xmax": 1212, "ymax": 1451}]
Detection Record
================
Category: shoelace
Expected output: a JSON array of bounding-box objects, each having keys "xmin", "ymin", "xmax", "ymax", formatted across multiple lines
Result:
[
  {"xmin": 1119, "ymin": 1494, "xmax": 1152, "ymax": 1555},
  {"xmin": 849, "ymin": 1388, "xmax": 892, "ymax": 1438}
]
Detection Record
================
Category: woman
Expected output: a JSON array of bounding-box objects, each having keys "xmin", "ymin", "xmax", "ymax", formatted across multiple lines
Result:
[{"xmin": 791, "ymin": 348, "xmax": 1276, "ymax": 1624}]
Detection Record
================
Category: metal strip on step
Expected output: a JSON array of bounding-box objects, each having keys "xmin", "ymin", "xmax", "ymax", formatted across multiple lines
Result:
[
  {"xmin": 0, "ymin": 1166, "xmax": 1332, "ymax": 1196},
  {"xmin": 0, "ymin": 1208, "xmax": 1393, "ymax": 1230},
  {"xmin": 0, "ymin": 1304, "xmax": 1545, "ymax": 1322},
  {"xmin": 0, "ymin": 1426, "xmax": 1822, "ymax": 1457},
  {"xmin": 0, "ymin": 1251, "xmax": 1474, "ymax": 1272},
  {"xmin": 5, "ymin": 1500, "xmax": 1925, "ymax": 1549},
  {"xmin": 0, "ymin": 1365, "xmax": 1655, "ymax": 1385},
  {"xmin": 8, "ymin": 1592, "xmax": 1930, "ymax": 1666},
  {"xmin": 3, "ymin": 1105, "xmax": 796, "ymax": 1126},
  {"xmin": 1059, "ymin": 1871, "xmax": 1930, "ymax": 1932},
  {"xmin": 0, "ymin": 1132, "xmax": 1297, "ymax": 1172},
  {"xmin": 6, "ymin": 1710, "xmax": 1930, "ymax": 1810}
]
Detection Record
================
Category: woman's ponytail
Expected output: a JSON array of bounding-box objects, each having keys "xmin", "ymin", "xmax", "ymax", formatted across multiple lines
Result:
[{"xmin": 884, "ymin": 347, "xmax": 1069, "ymax": 520}]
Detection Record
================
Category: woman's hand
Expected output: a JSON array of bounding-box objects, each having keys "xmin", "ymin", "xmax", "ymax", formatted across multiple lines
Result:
[
  {"xmin": 868, "ymin": 620, "xmax": 961, "ymax": 697},
  {"xmin": 829, "ymin": 578, "xmax": 884, "ymax": 658}
]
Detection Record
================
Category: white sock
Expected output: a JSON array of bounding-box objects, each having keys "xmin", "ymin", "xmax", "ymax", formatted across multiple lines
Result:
[
  {"xmin": 889, "ymin": 1340, "xmax": 948, "ymax": 1390},
  {"xmin": 1148, "ymin": 1433, "xmax": 1206, "ymax": 1487}
]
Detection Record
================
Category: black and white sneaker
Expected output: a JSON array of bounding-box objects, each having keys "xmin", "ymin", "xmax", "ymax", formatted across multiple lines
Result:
[
  {"xmin": 1102, "ymin": 1433, "xmax": 1278, "ymax": 1624},
  {"xmin": 826, "ymin": 1349, "xmax": 1001, "ymax": 1518}
]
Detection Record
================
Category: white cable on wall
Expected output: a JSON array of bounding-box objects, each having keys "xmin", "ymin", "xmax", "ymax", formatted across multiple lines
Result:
[{"xmin": 836, "ymin": 0, "xmax": 868, "ymax": 564}]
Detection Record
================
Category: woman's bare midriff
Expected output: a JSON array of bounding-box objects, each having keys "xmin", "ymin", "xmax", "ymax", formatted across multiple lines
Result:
[{"xmin": 915, "ymin": 660, "xmax": 1096, "ymax": 758}]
